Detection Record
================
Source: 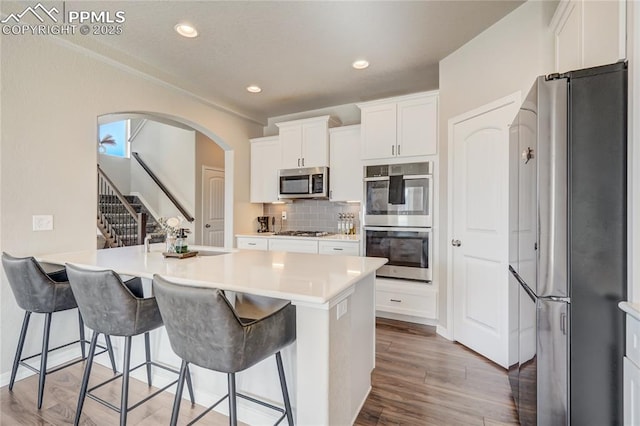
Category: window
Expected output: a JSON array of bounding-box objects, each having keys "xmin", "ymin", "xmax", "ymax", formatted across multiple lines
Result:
[{"xmin": 98, "ymin": 120, "xmax": 129, "ymax": 158}]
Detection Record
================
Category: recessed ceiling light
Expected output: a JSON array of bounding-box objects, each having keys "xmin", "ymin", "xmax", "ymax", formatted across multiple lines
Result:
[
  {"xmin": 175, "ymin": 23, "xmax": 198, "ymax": 38},
  {"xmin": 246, "ymin": 85, "xmax": 262, "ymax": 93},
  {"xmin": 352, "ymin": 59, "xmax": 370, "ymax": 70}
]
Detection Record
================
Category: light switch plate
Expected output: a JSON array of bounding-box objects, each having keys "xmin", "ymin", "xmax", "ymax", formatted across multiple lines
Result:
[
  {"xmin": 282, "ymin": 211, "xmax": 287, "ymax": 220},
  {"xmin": 337, "ymin": 299, "xmax": 348, "ymax": 319},
  {"xmin": 33, "ymin": 215, "xmax": 54, "ymax": 231}
]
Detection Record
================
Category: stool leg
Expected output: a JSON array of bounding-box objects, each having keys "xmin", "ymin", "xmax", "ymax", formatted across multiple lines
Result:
[
  {"xmin": 185, "ymin": 364, "xmax": 195, "ymax": 405},
  {"xmin": 37, "ymin": 312, "xmax": 52, "ymax": 409},
  {"xmin": 228, "ymin": 373, "xmax": 237, "ymax": 426},
  {"xmin": 144, "ymin": 331, "xmax": 152, "ymax": 386},
  {"xmin": 105, "ymin": 335, "xmax": 117, "ymax": 374},
  {"xmin": 170, "ymin": 360, "xmax": 188, "ymax": 426},
  {"xmin": 77, "ymin": 311, "xmax": 86, "ymax": 359},
  {"xmin": 276, "ymin": 352, "xmax": 294, "ymax": 426},
  {"xmin": 9, "ymin": 311, "xmax": 31, "ymax": 391},
  {"xmin": 120, "ymin": 336, "xmax": 132, "ymax": 426},
  {"xmin": 74, "ymin": 331, "xmax": 98, "ymax": 426}
]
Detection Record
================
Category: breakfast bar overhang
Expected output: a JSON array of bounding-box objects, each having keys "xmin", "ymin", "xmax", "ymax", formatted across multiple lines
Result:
[{"xmin": 38, "ymin": 245, "xmax": 387, "ymax": 425}]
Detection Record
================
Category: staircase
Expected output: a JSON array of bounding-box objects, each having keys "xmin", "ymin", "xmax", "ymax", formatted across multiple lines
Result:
[{"xmin": 124, "ymin": 195, "xmax": 166, "ymax": 243}]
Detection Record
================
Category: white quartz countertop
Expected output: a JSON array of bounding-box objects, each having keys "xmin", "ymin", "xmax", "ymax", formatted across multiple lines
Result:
[
  {"xmin": 38, "ymin": 244, "xmax": 385, "ymax": 305},
  {"xmin": 619, "ymin": 301, "xmax": 640, "ymax": 321},
  {"xmin": 236, "ymin": 233, "xmax": 361, "ymax": 242}
]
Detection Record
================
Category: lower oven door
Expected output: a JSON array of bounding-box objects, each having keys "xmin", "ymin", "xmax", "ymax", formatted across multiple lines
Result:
[{"xmin": 365, "ymin": 227, "xmax": 431, "ymax": 282}]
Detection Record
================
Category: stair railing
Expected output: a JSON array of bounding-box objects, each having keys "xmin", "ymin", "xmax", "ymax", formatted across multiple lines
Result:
[
  {"xmin": 131, "ymin": 152, "xmax": 195, "ymax": 222},
  {"xmin": 97, "ymin": 165, "xmax": 147, "ymax": 246}
]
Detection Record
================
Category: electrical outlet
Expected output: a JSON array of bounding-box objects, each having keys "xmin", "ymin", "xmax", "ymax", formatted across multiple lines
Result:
[
  {"xmin": 33, "ymin": 215, "xmax": 54, "ymax": 231},
  {"xmin": 282, "ymin": 211, "xmax": 287, "ymax": 220}
]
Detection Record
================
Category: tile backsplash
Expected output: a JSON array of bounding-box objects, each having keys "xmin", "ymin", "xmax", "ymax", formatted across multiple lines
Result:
[{"xmin": 262, "ymin": 200, "xmax": 361, "ymax": 234}]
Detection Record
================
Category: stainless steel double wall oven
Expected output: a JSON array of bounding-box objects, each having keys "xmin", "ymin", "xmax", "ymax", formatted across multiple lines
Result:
[{"xmin": 364, "ymin": 162, "xmax": 433, "ymax": 282}]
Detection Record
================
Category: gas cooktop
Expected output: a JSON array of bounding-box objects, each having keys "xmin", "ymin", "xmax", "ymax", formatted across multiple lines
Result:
[{"xmin": 274, "ymin": 230, "xmax": 333, "ymax": 237}]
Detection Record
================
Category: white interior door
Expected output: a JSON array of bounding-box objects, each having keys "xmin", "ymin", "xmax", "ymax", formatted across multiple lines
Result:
[
  {"xmin": 450, "ymin": 94, "xmax": 519, "ymax": 368},
  {"xmin": 202, "ymin": 168, "xmax": 225, "ymax": 246}
]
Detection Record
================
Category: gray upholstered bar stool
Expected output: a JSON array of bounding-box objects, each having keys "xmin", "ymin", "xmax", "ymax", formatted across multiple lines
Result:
[
  {"xmin": 66, "ymin": 264, "xmax": 195, "ymax": 426},
  {"xmin": 153, "ymin": 275, "xmax": 296, "ymax": 426},
  {"xmin": 1, "ymin": 252, "xmax": 117, "ymax": 409}
]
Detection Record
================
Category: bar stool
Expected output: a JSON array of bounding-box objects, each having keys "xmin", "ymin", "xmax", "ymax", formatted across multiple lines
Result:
[
  {"xmin": 153, "ymin": 275, "xmax": 296, "ymax": 426},
  {"xmin": 1, "ymin": 252, "xmax": 117, "ymax": 409},
  {"xmin": 65, "ymin": 264, "xmax": 195, "ymax": 426}
]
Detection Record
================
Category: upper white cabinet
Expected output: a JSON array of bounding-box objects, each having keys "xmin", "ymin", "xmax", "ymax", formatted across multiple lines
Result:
[
  {"xmin": 250, "ymin": 136, "xmax": 280, "ymax": 203},
  {"xmin": 329, "ymin": 125, "xmax": 362, "ymax": 202},
  {"xmin": 551, "ymin": 0, "xmax": 626, "ymax": 73},
  {"xmin": 358, "ymin": 91, "xmax": 438, "ymax": 160},
  {"xmin": 276, "ymin": 115, "xmax": 340, "ymax": 169}
]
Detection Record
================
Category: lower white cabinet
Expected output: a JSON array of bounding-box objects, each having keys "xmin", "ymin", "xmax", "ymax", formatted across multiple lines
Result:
[
  {"xmin": 268, "ymin": 239, "xmax": 318, "ymax": 254},
  {"xmin": 626, "ymin": 314, "xmax": 640, "ymax": 425},
  {"xmin": 375, "ymin": 277, "xmax": 437, "ymax": 320},
  {"xmin": 318, "ymin": 241, "xmax": 360, "ymax": 256},
  {"xmin": 237, "ymin": 237, "xmax": 268, "ymax": 251}
]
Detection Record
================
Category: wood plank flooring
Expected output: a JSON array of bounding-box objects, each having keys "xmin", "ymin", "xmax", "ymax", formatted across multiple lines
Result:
[{"xmin": 1, "ymin": 318, "xmax": 518, "ymax": 425}]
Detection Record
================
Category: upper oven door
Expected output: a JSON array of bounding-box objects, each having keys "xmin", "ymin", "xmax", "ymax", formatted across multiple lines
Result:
[{"xmin": 364, "ymin": 175, "xmax": 432, "ymax": 226}]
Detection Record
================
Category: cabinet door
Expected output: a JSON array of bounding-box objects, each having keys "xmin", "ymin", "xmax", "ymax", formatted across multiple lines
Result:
[
  {"xmin": 279, "ymin": 125, "xmax": 302, "ymax": 168},
  {"xmin": 268, "ymin": 238, "xmax": 318, "ymax": 253},
  {"xmin": 624, "ymin": 357, "xmax": 640, "ymax": 426},
  {"xmin": 397, "ymin": 95, "xmax": 438, "ymax": 157},
  {"xmin": 318, "ymin": 240, "xmax": 360, "ymax": 256},
  {"xmin": 250, "ymin": 137, "xmax": 280, "ymax": 203},
  {"xmin": 361, "ymin": 104, "xmax": 396, "ymax": 160},
  {"xmin": 329, "ymin": 125, "xmax": 362, "ymax": 202},
  {"xmin": 301, "ymin": 121, "xmax": 329, "ymax": 168},
  {"xmin": 237, "ymin": 237, "xmax": 268, "ymax": 250}
]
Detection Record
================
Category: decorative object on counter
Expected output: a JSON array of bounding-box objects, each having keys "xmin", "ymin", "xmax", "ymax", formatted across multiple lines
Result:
[
  {"xmin": 162, "ymin": 251, "xmax": 198, "ymax": 259},
  {"xmin": 158, "ymin": 217, "xmax": 188, "ymax": 253},
  {"xmin": 175, "ymin": 228, "xmax": 189, "ymax": 253}
]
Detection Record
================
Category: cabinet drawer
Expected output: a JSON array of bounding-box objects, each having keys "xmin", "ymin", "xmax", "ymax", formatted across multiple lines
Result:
[
  {"xmin": 237, "ymin": 238, "xmax": 268, "ymax": 251},
  {"xmin": 375, "ymin": 278, "xmax": 437, "ymax": 319},
  {"xmin": 627, "ymin": 315, "xmax": 640, "ymax": 368},
  {"xmin": 268, "ymin": 238, "xmax": 318, "ymax": 254},
  {"xmin": 318, "ymin": 241, "xmax": 360, "ymax": 256}
]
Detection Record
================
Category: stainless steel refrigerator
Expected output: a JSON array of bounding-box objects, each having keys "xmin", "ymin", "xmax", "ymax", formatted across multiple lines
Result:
[{"xmin": 508, "ymin": 61, "xmax": 627, "ymax": 425}]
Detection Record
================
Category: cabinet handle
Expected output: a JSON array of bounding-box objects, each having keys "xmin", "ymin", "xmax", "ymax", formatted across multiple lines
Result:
[
  {"xmin": 302, "ymin": 158, "xmax": 305, "ymax": 167},
  {"xmin": 397, "ymin": 145, "xmax": 400, "ymax": 156},
  {"xmin": 298, "ymin": 158, "xmax": 300, "ymax": 167},
  {"xmin": 329, "ymin": 190, "xmax": 332, "ymax": 199},
  {"xmin": 392, "ymin": 145, "xmax": 395, "ymax": 156},
  {"xmin": 332, "ymin": 248, "xmax": 343, "ymax": 251},
  {"xmin": 248, "ymin": 243, "xmax": 256, "ymax": 246},
  {"xmin": 390, "ymin": 299, "xmax": 402, "ymax": 303}
]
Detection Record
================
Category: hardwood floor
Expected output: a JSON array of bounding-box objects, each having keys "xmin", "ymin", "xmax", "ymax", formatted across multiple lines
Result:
[
  {"xmin": 1, "ymin": 318, "xmax": 518, "ymax": 425},
  {"xmin": 355, "ymin": 318, "xmax": 518, "ymax": 426}
]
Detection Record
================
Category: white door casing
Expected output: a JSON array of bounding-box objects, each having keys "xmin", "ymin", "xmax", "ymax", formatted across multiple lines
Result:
[
  {"xmin": 202, "ymin": 167, "xmax": 225, "ymax": 247},
  {"xmin": 448, "ymin": 93, "xmax": 520, "ymax": 368}
]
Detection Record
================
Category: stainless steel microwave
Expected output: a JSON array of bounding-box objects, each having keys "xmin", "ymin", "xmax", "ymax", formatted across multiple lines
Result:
[{"xmin": 278, "ymin": 166, "xmax": 329, "ymax": 199}]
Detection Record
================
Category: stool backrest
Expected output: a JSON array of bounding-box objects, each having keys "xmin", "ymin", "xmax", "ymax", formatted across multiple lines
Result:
[
  {"xmin": 2, "ymin": 252, "xmax": 65, "ymax": 313},
  {"xmin": 66, "ymin": 263, "xmax": 147, "ymax": 336},
  {"xmin": 152, "ymin": 275, "xmax": 246, "ymax": 372}
]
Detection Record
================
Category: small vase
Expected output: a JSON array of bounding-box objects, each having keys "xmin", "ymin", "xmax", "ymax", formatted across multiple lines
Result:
[{"xmin": 166, "ymin": 234, "xmax": 177, "ymax": 253}]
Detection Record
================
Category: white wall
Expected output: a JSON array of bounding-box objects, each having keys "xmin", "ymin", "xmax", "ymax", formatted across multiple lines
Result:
[
  {"xmin": 437, "ymin": 1, "xmax": 557, "ymax": 329},
  {"xmin": 130, "ymin": 120, "xmax": 196, "ymax": 237},
  {"xmin": 98, "ymin": 153, "xmax": 131, "ymax": 194},
  {"xmin": 0, "ymin": 34, "xmax": 263, "ymax": 380}
]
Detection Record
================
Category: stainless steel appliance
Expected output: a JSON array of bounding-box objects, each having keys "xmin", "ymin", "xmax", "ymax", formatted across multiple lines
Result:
[
  {"xmin": 278, "ymin": 166, "xmax": 329, "ymax": 199},
  {"xmin": 364, "ymin": 227, "xmax": 431, "ymax": 282},
  {"xmin": 508, "ymin": 62, "xmax": 627, "ymax": 425},
  {"xmin": 364, "ymin": 162, "xmax": 432, "ymax": 227},
  {"xmin": 257, "ymin": 216, "xmax": 270, "ymax": 233},
  {"xmin": 274, "ymin": 230, "xmax": 332, "ymax": 237}
]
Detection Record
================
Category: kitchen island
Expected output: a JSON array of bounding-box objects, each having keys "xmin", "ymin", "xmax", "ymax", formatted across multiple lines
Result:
[{"xmin": 38, "ymin": 245, "xmax": 386, "ymax": 425}]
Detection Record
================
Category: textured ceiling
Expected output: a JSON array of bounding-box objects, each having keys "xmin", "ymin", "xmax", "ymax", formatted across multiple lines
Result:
[{"xmin": 3, "ymin": 1, "xmax": 525, "ymax": 123}]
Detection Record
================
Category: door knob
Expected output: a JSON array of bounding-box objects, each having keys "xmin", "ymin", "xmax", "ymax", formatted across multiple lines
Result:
[
  {"xmin": 205, "ymin": 224, "xmax": 211, "ymax": 228},
  {"xmin": 451, "ymin": 239, "xmax": 461, "ymax": 247}
]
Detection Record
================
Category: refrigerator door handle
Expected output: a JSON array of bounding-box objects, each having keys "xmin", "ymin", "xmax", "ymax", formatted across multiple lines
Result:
[{"xmin": 509, "ymin": 266, "xmax": 537, "ymax": 302}]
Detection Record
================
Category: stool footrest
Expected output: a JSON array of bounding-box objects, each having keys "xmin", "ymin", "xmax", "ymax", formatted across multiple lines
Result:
[
  {"xmin": 18, "ymin": 339, "xmax": 108, "ymax": 376},
  {"xmin": 186, "ymin": 391, "xmax": 287, "ymax": 426}
]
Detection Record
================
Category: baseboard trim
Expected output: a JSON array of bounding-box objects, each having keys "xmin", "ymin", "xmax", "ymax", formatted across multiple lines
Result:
[
  {"xmin": 376, "ymin": 311, "xmax": 438, "ymax": 326},
  {"xmin": 351, "ymin": 385, "xmax": 372, "ymax": 425},
  {"xmin": 436, "ymin": 325, "xmax": 453, "ymax": 340}
]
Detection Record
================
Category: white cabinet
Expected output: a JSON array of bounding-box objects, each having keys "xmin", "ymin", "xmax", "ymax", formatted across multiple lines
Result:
[
  {"xmin": 358, "ymin": 91, "xmax": 438, "ymax": 160},
  {"xmin": 318, "ymin": 240, "xmax": 360, "ymax": 256},
  {"xmin": 250, "ymin": 136, "xmax": 280, "ymax": 203},
  {"xmin": 237, "ymin": 237, "xmax": 268, "ymax": 251},
  {"xmin": 276, "ymin": 116, "xmax": 339, "ymax": 169},
  {"xmin": 329, "ymin": 125, "xmax": 363, "ymax": 202},
  {"xmin": 268, "ymin": 238, "xmax": 319, "ymax": 254},
  {"xmin": 375, "ymin": 278, "xmax": 437, "ymax": 320},
  {"xmin": 551, "ymin": 0, "xmax": 626, "ymax": 73}
]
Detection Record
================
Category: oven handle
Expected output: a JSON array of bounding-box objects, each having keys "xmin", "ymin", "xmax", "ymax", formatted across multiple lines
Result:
[
  {"xmin": 364, "ymin": 226, "xmax": 432, "ymax": 233},
  {"xmin": 364, "ymin": 174, "xmax": 431, "ymax": 182}
]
